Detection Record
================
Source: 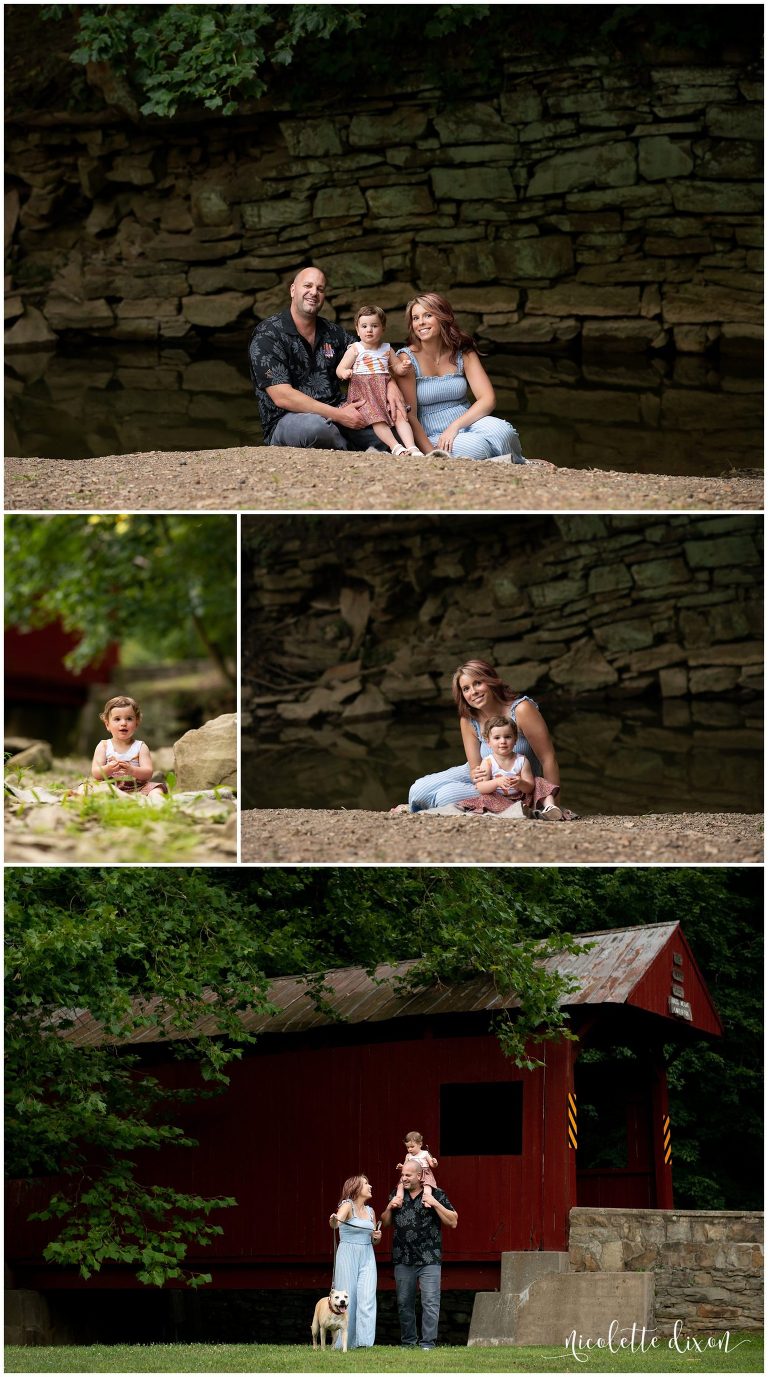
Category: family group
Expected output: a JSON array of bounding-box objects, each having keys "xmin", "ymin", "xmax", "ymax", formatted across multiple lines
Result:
[
  {"xmin": 248, "ymin": 266, "xmax": 537, "ymax": 465},
  {"xmin": 326, "ymin": 1132, "xmax": 458, "ymax": 1351}
]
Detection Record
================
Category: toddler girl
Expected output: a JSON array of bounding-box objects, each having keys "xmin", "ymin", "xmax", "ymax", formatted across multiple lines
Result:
[
  {"xmin": 392, "ymin": 1131, "xmax": 439, "ymax": 1208},
  {"xmin": 337, "ymin": 305, "xmax": 422, "ymax": 456},
  {"xmin": 459, "ymin": 717, "xmax": 535, "ymax": 816},
  {"xmin": 90, "ymin": 695, "xmax": 167, "ymax": 799}
]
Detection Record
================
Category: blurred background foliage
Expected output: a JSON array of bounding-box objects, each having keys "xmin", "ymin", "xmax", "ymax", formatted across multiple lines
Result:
[{"xmin": 5, "ymin": 514, "xmax": 236, "ymax": 682}]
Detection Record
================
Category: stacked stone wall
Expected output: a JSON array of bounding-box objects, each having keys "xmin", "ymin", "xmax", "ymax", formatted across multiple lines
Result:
[
  {"xmin": 6, "ymin": 52, "xmax": 762, "ymax": 354},
  {"xmin": 568, "ymin": 1208, "xmax": 763, "ymax": 1334},
  {"xmin": 243, "ymin": 515, "xmax": 763, "ymax": 729}
]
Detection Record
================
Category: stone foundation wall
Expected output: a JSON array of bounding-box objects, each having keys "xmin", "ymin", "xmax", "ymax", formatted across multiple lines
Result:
[
  {"xmin": 5, "ymin": 1286, "xmax": 473, "ymax": 1347},
  {"xmin": 568, "ymin": 1207, "xmax": 764, "ymax": 1334},
  {"xmin": 242, "ymin": 514, "xmax": 763, "ymax": 731},
  {"xmin": 6, "ymin": 53, "xmax": 762, "ymax": 353}
]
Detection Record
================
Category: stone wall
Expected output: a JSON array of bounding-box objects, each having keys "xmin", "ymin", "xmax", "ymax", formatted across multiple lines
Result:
[
  {"xmin": 5, "ymin": 1285, "xmax": 473, "ymax": 1347},
  {"xmin": 242, "ymin": 515, "xmax": 763, "ymax": 733},
  {"xmin": 6, "ymin": 52, "xmax": 762, "ymax": 354},
  {"xmin": 568, "ymin": 1208, "xmax": 764, "ymax": 1334}
]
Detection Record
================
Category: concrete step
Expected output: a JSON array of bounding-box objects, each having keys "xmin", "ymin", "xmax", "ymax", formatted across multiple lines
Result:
[{"xmin": 469, "ymin": 1259, "xmax": 655, "ymax": 1347}]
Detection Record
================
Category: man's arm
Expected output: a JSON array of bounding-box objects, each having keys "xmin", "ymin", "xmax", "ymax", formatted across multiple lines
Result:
[
  {"xmin": 265, "ymin": 383, "xmax": 369, "ymax": 430},
  {"xmin": 430, "ymin": 1196, "xmax": 458, "ymax": 1229},
  {"xmin": 379, "ymin": 1198, "xmax": 400, "ymax": 1228}
]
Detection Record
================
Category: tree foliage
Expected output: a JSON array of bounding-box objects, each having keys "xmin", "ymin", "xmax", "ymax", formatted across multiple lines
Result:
[
  {"xmin": 30, "ymin": 4, "xmax": 761, "ymax": 118},
  {"xmin": 4, "ymin": 514, "xmax": 236, "ymax": 680},
  {"xmin": 5, "ymin": 866, "xmax": 760, "ymax": 1289}
]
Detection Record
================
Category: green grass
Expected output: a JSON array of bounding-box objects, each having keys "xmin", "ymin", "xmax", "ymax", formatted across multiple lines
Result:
[{"xmin": 4, "ymin": 1336, "xmax": 763, "ymax": 1373}]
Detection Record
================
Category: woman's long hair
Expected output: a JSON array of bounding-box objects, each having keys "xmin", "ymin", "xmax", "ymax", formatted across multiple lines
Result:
[
  {"xmin": 404, "ymin": 292, "xmax": 477, "ymax": 363},
  {"xmin": 338, "ymin": 1174, "xmax": 368, "ymax": 1207},
  {"xmin": 451, "ymin": 659, "xmax": 518, "ymax": 721}
]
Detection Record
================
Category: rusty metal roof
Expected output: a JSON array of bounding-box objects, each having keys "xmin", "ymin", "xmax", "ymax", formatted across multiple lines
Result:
[{"xmin": 61, "ymin": 922, "xmax": 684, "ymax": 1049}]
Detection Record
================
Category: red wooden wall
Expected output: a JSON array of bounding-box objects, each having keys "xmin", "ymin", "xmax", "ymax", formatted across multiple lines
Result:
[{"xmin": 7, "ymin": 1024, "xmax": 578, "ymax": 1289}]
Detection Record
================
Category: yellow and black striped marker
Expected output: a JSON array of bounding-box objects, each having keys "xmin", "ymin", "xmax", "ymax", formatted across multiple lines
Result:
[
  {"xmin": 662, "ymin": 1113, "xmax": 672, "ymax": 1164},
  {"xmin": 568, "ymin": 1091, "xmax": 577, "ymax": 1150}
]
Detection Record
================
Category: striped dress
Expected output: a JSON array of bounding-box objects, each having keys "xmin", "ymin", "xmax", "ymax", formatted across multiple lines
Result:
[{"xmin": 397, "ymin": 347, "xmax": 525, "ymax": 461}]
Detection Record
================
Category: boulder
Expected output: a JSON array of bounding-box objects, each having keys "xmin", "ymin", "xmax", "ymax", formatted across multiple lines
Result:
[
  {"xmin": 638, "ymin": 136, "xmax": 693, "ymax": 180},
  {"xmin": 431, "ymin": 166, "xmax": 516, "ymax": 202},
  {"xmin": 349, "ymin": 109, "xmax": 428, "ymax": 147},
  {"xmin": 5, "ymin": 305, "xmax": 58, "ymax": 349},
  {"xmin": 365, "ymin": 185, "xmax": 434, "ymax": 218},
  {"xmin": 528, "ymin": 141, "xmax": 637, "ymax": 196},
  {"xmin": 173, "ymin": 714, "xmax": 237, "ymax": 791},
  {"xmin": 5, "ymin": 740, "xmax": 53, "ymax": 771},
  {"xmin": 314, "ymin": 185, "xmax": 368, "ymax": 218},
  {"xmin": 433, "ymin": 103, "xmax": 511, "ymax": 143},
  {"xmin": 549, "ymin": 638, "xmax": 619, "ymax": 692},
  {"xmin": 43, "ymin": 297, "xmax": 115, "ymax": 329},
  {"xmin": 182, "ymin": 292, "xmax": 253, "ymax": 327},
  {"xmin": 340, "ymin": 685, "xmax": 393, "ymax": 721},
  {"xmin": 280, "ymin": 119, "xmax": 344, "ymax": 157},
  {"xmin": 526, "ymin": 285, "xmax": 640, "ymax": 318},
  {"xmin": 5, "ymin": 187, "xmax": 20, "ymax": 249},
  {"xmin": 494, "ymin": 236, "xmax": 574, "ymax": 281}
]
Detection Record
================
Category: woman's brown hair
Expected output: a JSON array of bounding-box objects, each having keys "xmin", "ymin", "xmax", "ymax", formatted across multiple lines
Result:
[
  {"xmin": 404, "ymin": 293, "xmax": 477, "ymax": 364},
  {"xmin": 338, "ymin": 1175, "xmax": 368, "ymax": 1207},
  {"xmin": 451, "ymin": 659, "xmax": 518, "ymax": 721}
]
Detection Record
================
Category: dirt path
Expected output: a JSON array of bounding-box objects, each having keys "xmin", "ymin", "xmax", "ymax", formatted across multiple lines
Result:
[
  {"xmin": 5, "ymin": 447, "xmax": 762, "ymax": 512},
  {"xmin": 241, "ymin": 808, "xmax": 762, "ymax": 864}
]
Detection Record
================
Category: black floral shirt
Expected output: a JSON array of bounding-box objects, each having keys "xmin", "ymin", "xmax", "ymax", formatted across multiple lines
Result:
[
  {"xmin": 388, "ymin": 1187, "xmax": 456, "ymax": 1267},
  {"xmin": 248, "ymin": 310, "xmax": 354, "ymax": 442}
]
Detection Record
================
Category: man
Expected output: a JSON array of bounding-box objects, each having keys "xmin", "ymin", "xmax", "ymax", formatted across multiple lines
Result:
[
  {"xmin": 380, "ymin": 1158, "xmax": 458, "ymax": 1350},
  {"xmin": 248, "ymin": 266, "xmax": 405, "ymax": 450}
]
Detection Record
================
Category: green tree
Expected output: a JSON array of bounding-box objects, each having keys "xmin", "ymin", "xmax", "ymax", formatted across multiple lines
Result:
[
  {"xmin": 27, "ymin": 5, "xmax": 759, "ymax": 118},
  {"xmin": 4, "ymin": 514, "xmax": 236, "ymax": 682}
]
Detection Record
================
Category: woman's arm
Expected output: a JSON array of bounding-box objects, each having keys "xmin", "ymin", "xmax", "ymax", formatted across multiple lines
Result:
[
  {"xmin": 437, "ymin": 350, "xmax": 495, "ymax": 451},
  {"xmin": 395, "ymin": 357, "xmax": 431, "ymax": 452},
  {"xmin": 515, "ymin": 701, "xmax": 561, "ymax": 788},
  {"xmin": 329, "ymin": 1200, "xmax": 354, "ymax": 1229},
  {"xmin": 519, "ymin": 758, "xmax": 535, "ymax": 788},
  {"xmin": 460, "ymin": 716, "xmax": 484, "ymax": 773}
]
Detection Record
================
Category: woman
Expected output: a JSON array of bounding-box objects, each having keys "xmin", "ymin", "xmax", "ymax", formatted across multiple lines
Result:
[
  {"xmin": 328, "ymin": 1174, "xmax": 380, "ymax": 1348},
  {"xmin": 396, "ymin": 293, "xmax": 527, "ymax": 463},
  {"xmin": 406, "ymin": 659, "xmax": 568, "ymax": 819}
]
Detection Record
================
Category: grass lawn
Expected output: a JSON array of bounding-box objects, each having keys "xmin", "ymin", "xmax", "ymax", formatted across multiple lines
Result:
[{"xmin": 4, "ymin": 1336, "xmax": 763, "ymax": 1373}]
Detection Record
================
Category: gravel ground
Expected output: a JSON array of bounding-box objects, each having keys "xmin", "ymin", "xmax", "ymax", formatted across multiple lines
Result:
[
  {"xmin": 241, "ymin": 809, "xmax": 763, "ymax": 864},
  {"xmin": 5, "ymin": 447, "xmax": 762, "ymax": 511}
]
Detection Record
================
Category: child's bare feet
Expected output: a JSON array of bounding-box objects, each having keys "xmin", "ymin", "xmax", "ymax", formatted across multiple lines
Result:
[
  {"xmin": 393, "ymin": 1184, "xmax": 405, "ymax": 1206},
  {"xmin": 422, "ymin": 1184, "xmax": 434, "ymax": 1208}
]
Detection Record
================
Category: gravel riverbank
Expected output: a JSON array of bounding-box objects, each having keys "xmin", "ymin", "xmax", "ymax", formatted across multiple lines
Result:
[
  {"xmin": 6, "ymin": 447, "xmax": 762, "ymax": 512},
  {"xmin": 241, "ymin": 809, "xmax": 762, "ymax": 865}
]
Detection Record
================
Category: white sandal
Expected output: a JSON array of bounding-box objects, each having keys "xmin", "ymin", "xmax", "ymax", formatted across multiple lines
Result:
[
  {"xmin": 405, "ymin": 446, "xmax": 423, "ymax": 456},
  {"xmin": 538, "ymin": 801, "xmax": 563, "ymax": 821},
  {"xmin": 390, "ymin": 443, "xmax": 408, "ymax": 456}
]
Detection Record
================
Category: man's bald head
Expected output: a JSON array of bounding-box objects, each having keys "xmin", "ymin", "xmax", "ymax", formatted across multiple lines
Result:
[{"xmin": 289, "ymin": 266, "xmax": 327, "ymax": 325}]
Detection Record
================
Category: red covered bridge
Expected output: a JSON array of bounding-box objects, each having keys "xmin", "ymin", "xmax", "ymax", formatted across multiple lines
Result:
[{"xmin": 7, "ymin": 921, "xmax": 722, "ymax": 1297}]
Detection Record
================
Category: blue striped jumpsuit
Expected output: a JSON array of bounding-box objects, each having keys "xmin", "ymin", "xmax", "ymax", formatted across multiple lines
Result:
[
  {"xmin": 397, "ymin": 347, "xmax": 525, "ymax": 461},
  {"xmin": 333, "ymin": 1207, "xmax": 377, "ymax": 1348}
]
